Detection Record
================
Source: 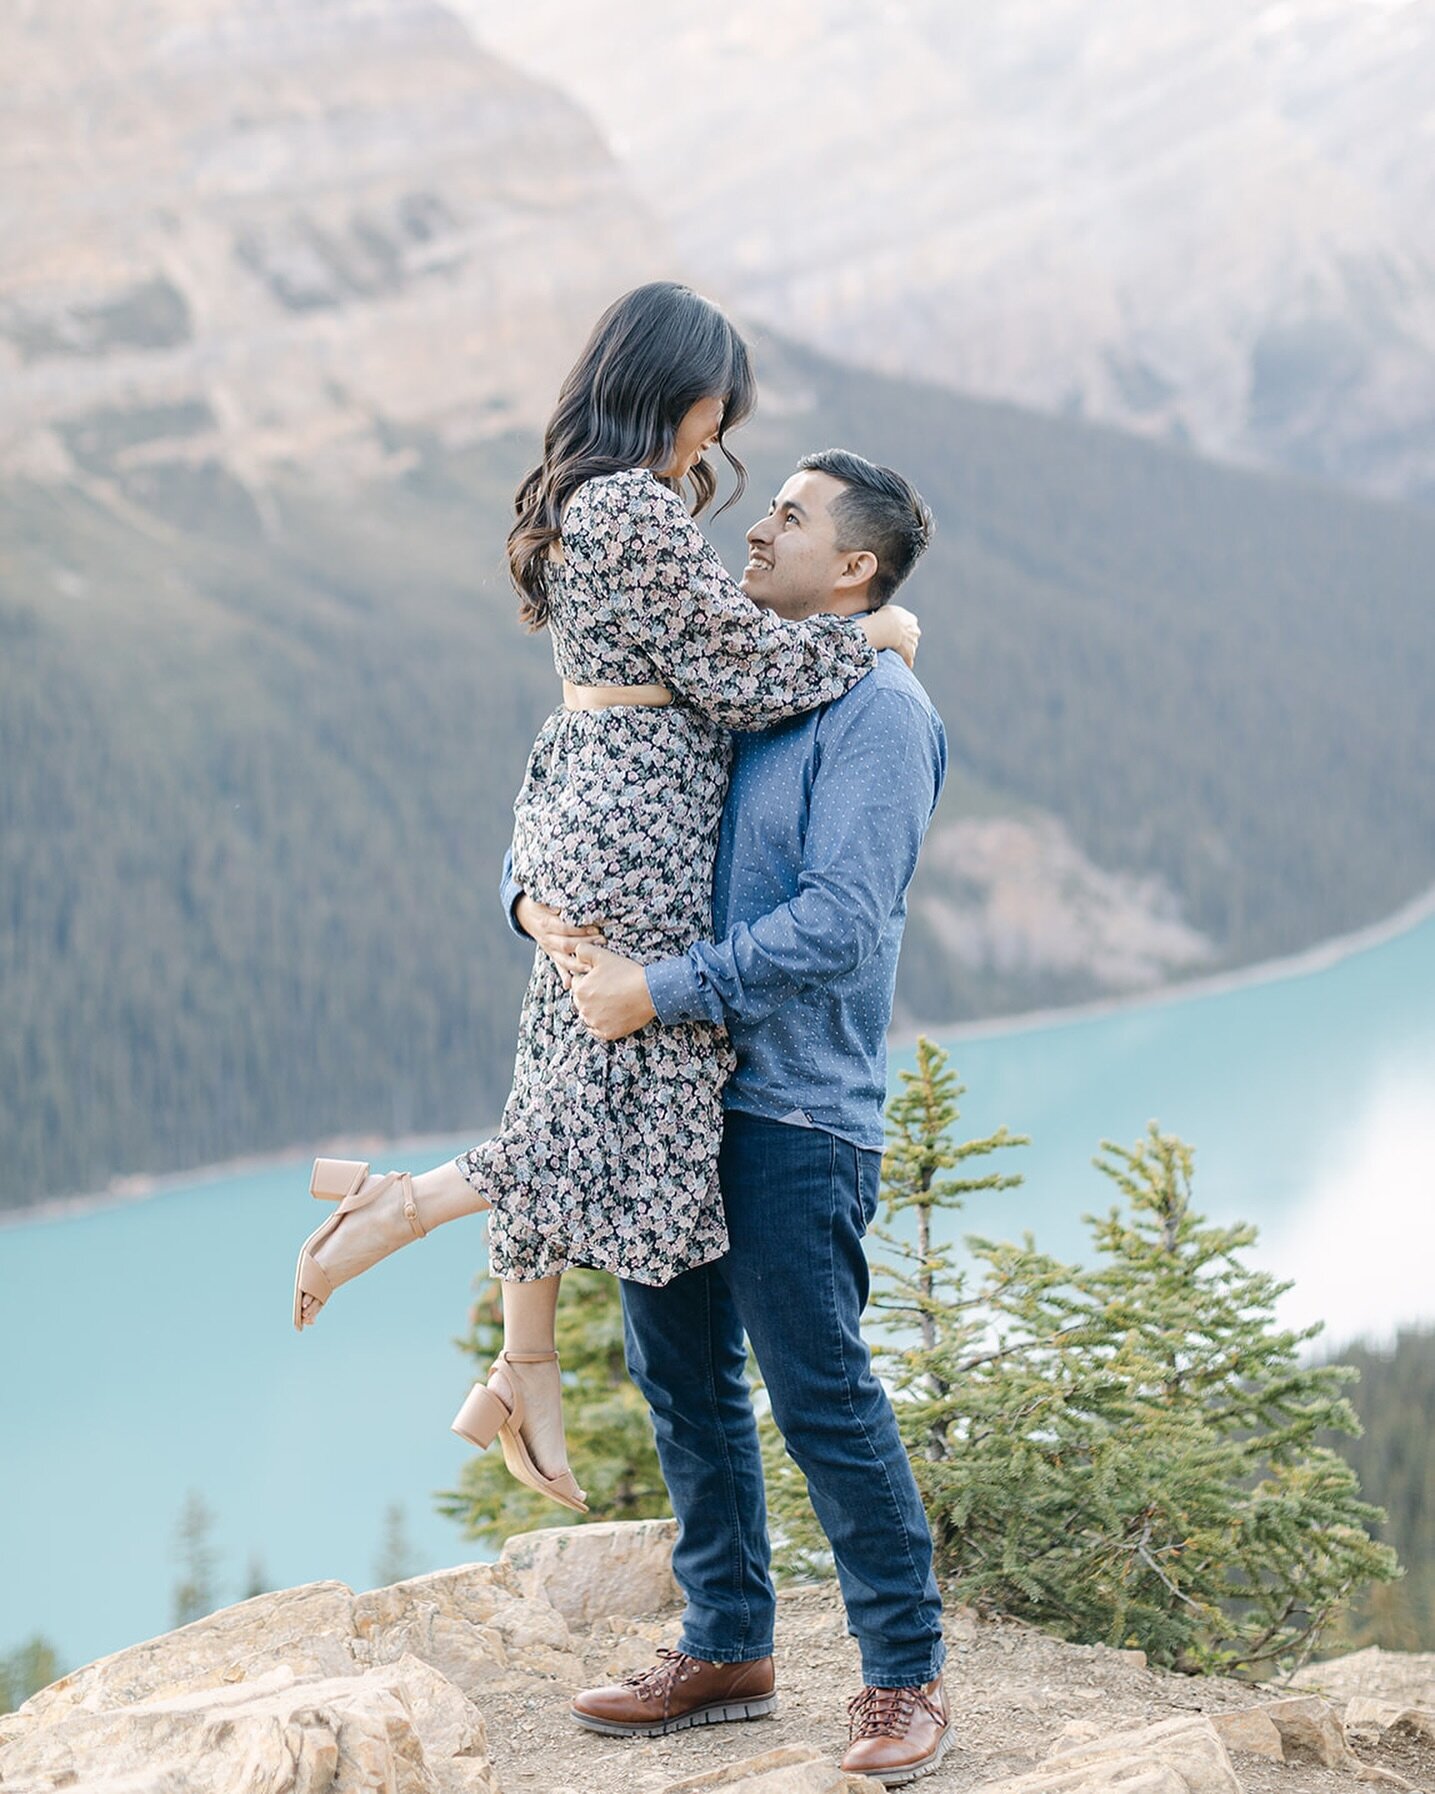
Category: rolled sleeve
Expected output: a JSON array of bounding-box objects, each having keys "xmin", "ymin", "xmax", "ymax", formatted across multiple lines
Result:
[
  {"xmin": 499, "ymin": 847, "xmax": 528, "ymax": 940},
  {"xmin": 644, "ymin": 956, "xmax": 717, "ymax": 1026}
]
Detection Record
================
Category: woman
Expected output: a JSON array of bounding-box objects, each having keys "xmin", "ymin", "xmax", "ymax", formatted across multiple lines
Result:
[{"xmin": 292, "ymin": 283, "xmax": 917, "ymax": 1512}]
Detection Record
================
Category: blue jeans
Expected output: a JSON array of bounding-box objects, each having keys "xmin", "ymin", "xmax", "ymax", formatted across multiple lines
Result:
[{"xmin": 619, "ymin": 1109, "xmax": 945, "ymax": 1688}]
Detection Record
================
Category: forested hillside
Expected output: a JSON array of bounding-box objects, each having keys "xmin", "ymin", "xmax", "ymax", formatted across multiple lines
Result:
[
  {"xmin": 4, "ymin": 331, "xmax": 1435, "ymax": 1210},
  {"xmin": 1317, "ymin": 1327, "xmax": 1435, "ymax": 1652}
]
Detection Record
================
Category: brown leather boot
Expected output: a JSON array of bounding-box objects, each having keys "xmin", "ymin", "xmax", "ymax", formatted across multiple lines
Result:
[
  {"xmin": 839, "ymin": 1673, "xmax": 952, "ymax": 1785},
  {"xmin": 570, "ymin": 1647, "xmax": 777, "ymax": 1736}
]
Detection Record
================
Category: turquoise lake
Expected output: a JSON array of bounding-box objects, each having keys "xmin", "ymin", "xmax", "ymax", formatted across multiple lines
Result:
[{"xmin": 3, "ymin": 907, "xmax": 1433, "ymax": 1678}]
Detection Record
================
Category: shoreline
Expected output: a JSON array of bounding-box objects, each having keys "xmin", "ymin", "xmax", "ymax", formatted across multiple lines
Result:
[
  {"xmin": 890, "ymin": 877, "xmax": 1435, "ymax": 1049},
  {"xmin": 0, "ymin": 1126, "xmax": 495, "ymax": 1234},
  {"xmin": 7, "ymin": 879, "xmax": 1435, "ymax": 1233}
]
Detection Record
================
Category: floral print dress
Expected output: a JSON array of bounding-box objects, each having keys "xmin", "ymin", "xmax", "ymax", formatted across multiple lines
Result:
[{"xmin": 457, "ymin": 467, "xmax": 875, "ymax": 1285}]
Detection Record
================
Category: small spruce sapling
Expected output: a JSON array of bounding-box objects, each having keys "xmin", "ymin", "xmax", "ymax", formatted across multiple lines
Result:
[{"xmin": 937, "ymin": 1124, "xmax": 1399, "ymax": 1673}]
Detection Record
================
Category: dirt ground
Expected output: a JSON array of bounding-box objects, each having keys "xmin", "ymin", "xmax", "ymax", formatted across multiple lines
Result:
[{"xmin": 480, "ymin": 1581, "xmax": 1434, "ymax": 1794}]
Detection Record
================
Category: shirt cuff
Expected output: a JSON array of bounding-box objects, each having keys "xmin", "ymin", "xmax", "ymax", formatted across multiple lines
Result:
[
  {"xmin": 500, "ymin": 862, "xmax": 528, "ymax": 940},
  {"xmin": 645, "ymin": 955, "xmax": 709, "ymax": 1026}
]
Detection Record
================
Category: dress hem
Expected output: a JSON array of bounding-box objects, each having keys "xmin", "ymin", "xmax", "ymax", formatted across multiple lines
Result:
[{"xmin": 488, "ymin": 1236, "xmax": 731, "ymax": 1289}]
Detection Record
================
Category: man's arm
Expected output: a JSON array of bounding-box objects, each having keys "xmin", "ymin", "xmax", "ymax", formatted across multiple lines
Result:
[
  {"xmin": 574, "ymin": 687, "xmax": 946, "ymax": 1040},
  {"xmin": 500, "ymin": 847, "xmax": 607, "ymax": 984},
  {"xmin": 500, "ymin": 847, "xmax": 528, "ymax": 940}
]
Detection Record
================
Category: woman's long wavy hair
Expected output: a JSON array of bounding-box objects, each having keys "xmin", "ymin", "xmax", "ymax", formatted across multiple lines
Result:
[{"xmin": 508, "ymin": 282, "xmax": 756, "ymax": 629}]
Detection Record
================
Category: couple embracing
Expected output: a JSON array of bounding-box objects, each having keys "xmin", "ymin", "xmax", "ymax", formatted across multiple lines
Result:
[{"xmin": 293, "ymin": 282, "xmax": 952, "ymax": 1785}]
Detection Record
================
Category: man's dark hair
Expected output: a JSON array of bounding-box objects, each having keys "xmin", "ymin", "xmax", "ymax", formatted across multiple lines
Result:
[{"xmin": 798, "ymin": 448, "xmax": 934, "ymax": 607}]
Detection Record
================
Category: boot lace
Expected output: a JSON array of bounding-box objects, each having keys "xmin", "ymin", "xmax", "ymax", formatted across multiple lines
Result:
[
  {"xmin": 623, "ymin": 1648, "xmax": 704, "ymax": 1713},
  {"xmin": 847, "ymin": 1683, "xmax": 942, "ymax": 1740}
]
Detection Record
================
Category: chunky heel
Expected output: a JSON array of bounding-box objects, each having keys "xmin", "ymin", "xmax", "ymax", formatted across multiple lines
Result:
[
  {"xmin": 449, "ymin": 1350, "xmax": 588, "ymax": 1514},
  {"xmin": 310, "ymin": 1158, "xmax": 369, "ymax": 1202},
  {"xmin": 450, "ymin": 1382, "xmax": 510, "ymax": 1450}
]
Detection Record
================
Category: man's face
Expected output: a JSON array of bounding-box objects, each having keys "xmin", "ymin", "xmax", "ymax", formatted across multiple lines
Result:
[{"xmin": 740, "ymin": 469, "xmax": 867, "ymax": 619}]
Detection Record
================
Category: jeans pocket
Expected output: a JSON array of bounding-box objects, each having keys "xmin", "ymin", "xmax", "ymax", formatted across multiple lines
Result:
[{"xmin": 857, "ymin": 1147, "xmax": 880, "ymax": 1233}]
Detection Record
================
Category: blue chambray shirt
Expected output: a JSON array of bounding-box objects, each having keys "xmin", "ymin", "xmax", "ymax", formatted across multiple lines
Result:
[{"xmin": 501, "ymin": 648, "xmax": 947, "ymax": 1151}]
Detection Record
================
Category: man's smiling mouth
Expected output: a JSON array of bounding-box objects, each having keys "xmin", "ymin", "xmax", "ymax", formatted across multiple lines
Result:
[{"xmin": 745, "ymin": 553, "xmax": 772, "ymax": 572}]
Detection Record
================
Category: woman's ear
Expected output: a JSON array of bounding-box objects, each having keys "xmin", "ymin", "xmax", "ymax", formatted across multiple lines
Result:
[{"xmin": 835, "ymin": 550, "xmax": 879, "ymax": 593}]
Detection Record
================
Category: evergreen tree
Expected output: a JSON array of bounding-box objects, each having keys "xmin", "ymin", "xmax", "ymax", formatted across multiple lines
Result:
[
  {"xmin": 435, "ymin": 1267, "xmax": 669, "ymax": 1545},
  {"xmin": 1046, "ymin": 1129, "xmax": 1398, "ymax": 1673},
  {"xmin": 0, "ymin": 1635, "xmax": 61, "ymax": 1716},
  {"xmin": 1315, "ymin": 1325, "xmax": 1435, "ymax": 1652},
  {"xmin": 762, "ymin": 1040, "xmax": 1401, "ymax": 1674},
  {"xmin": 241, "ymin": 1552, "xmax": 270, "ymax": 1601},
  {"xmin": 171, "ymin": 1489, "xmax": 220, "ymax": 1628},
  {"xmin": 372, "ymin": 1503, "xmax": 420, "ymax": 1587},
  {"xmin": 761, "ymin": 1036, "xmax": 1027, "ymax": 1572},
  {"xmin": 433, "ymin": 1041, "xmax": 1402, "ymax": 1674},
  {"xmin": 958, "ymin": 1125, "xmax": 1398, "ymax": 1675}
]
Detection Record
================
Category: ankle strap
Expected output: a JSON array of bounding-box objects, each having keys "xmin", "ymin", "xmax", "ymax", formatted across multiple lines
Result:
[{"xmin": 501, "ymin": 1349, "xmax": 559, "ymax": 1364}]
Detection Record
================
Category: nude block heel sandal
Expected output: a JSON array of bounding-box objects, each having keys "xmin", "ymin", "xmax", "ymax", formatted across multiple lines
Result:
[
  {"xmin": 292, "ymin": 1157, "xmax": 428, "ymax": 1332},
  {"xmin": 451, "ymin": 1349, "xmax": 588, "ymax": 1514},
  {"xmin": 449, "ymin": 1382, "xmax": 511, "ymax": 1450}
]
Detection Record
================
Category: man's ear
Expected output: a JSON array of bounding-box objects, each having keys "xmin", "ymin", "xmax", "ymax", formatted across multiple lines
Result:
[{"xmin": 834, "ymin": 550, "xmax": 878, "ymax": 593}]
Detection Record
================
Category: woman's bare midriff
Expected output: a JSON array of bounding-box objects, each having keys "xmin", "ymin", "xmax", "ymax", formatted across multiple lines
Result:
[{"xmin": 562, "ymin": 680, "xmax": 673, "ymax": 711}]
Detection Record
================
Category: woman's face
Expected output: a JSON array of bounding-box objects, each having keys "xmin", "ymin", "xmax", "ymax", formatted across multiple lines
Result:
[{"xmin": 660, "ymin": 394, "xmax": 726, "ymax": 481}]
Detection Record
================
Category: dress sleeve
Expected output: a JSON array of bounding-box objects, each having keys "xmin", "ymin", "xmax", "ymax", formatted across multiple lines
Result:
[{"xmin": 573, "ymin": 470, "xmax": 875, "ymax": 730}]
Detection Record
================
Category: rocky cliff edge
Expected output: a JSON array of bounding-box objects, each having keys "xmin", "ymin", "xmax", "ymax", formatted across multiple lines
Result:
[{"xmin": 2, "ymin": 1520, "xmax": 1433, "ymax": 1793}]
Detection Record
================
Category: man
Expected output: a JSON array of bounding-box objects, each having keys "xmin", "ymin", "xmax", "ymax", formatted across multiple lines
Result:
[{"xmin": 502, "ymin": 448, "xmax": 950, "ymax": 1786}]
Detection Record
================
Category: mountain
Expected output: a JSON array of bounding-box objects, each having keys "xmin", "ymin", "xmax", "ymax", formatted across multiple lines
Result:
[
  {"xmin": 3, "ymin": 2, "xmax": 1435, "ymax": 1211},
  {"xmin": 452, "ymin": 0, "xmax": 1435, "ymax": 505},
  {"xmin": 6, "ymin": 324, "xmax": 1435, "ymax": 1211},
  {"xmin": 0, "ymin": 0, "xmax": 667, "ymax": 491}
]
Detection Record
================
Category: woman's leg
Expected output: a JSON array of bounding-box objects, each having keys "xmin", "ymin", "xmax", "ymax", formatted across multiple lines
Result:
[
  {"xmin": 496, "ymin": 1273, "xmax": 572, "ymax": 1480},
  {"xmin": 414, "ymin": 1156, "xmax": 492, "ymax": 1225},
  {"xmin": 297, "ymin": 1153, "xmax": 490, "ymax": 1327}
]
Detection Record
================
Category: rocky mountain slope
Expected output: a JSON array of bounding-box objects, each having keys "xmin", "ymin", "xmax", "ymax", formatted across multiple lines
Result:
[
  {"xmin": 6, "ymin": 322, "xmax": 1435, "ymax": 1211},
  {"xmin": 0, "ymin": 0, "xmax": 666, "ymax": 493},
  {"xmin": 455, "ymin": 0, "xmax": 1435, "ymax": 504},
  {"xmin": 8, "ymin": 326, "xmax": 1435, "ymax": 1209},
  {"xmin": 5, "ymin": 2, "xmax": 1435, "ymax": 1210},
  {"xmin": 3, "ymin": 1521, "xmax": 1432, "ymax": 1792}
]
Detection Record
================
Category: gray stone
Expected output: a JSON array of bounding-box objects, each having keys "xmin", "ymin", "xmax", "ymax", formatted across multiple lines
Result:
[
  {"xmin": 1345, "ymin": 1697, "xmax": 1435, "ymax": 1743},
  {"xmin": 1255, "ymin": 1692, "xmax": 1356, "ymax": 1768},
  {"xmin": 356, "ymin": 1558, "xmax": 584, "ymax": 1690},
  {"xmin": 1209, "ymin": 1706, "xmax": 1284, "ymax": 1759},
  {"xmin": 969, "ymin": 1713, "xmax": 1242, "ymax": 1792},
  {"xmin": 0, "ymin": 1654, "xmax": 497, "ymax": 1793},
  {"xmin": 663, "ymin": 1743, "xmax": 884, "ymax": 1792},
  {"xmin": 498, "ymin": 1518, "xmax": 681, "ymax": 1627},
  {"xmin": 1291, "ymin": 1647, "xmax": 1435, "ymax": 1712},
  {"xmin": 15, "ymin": 1581, "xmax": 360, "ymax": 1725}
]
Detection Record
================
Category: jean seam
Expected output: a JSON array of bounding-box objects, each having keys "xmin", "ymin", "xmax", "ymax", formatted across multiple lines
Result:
[
  {"xmin": 698, "ymin": 1267, "xmax": 751, "ymax": 1654},
  {"xmin": 823, "ymin": 1133, "xmax": 931, "ymax": 1666}
]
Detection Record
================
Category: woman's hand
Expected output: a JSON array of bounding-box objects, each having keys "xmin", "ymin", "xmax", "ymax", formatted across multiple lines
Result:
[
  {"xmin": 859, "ymin": 603, "xmax": 921, "ymax": 669},
  {"xmin": 515, "ymin": 894, "xmax": 605, "ymax": 989}
]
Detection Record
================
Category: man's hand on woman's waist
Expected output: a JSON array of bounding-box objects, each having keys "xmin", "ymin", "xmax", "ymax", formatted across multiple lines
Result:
[{"xmin": 513, "ymin": 893, "xmax": 604, "ymax": 991}]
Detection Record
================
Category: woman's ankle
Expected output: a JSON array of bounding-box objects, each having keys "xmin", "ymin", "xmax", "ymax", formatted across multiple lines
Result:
[{"xmin": 411, "ymin": 1159, "xmax": 488, "ymax": 1224}]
